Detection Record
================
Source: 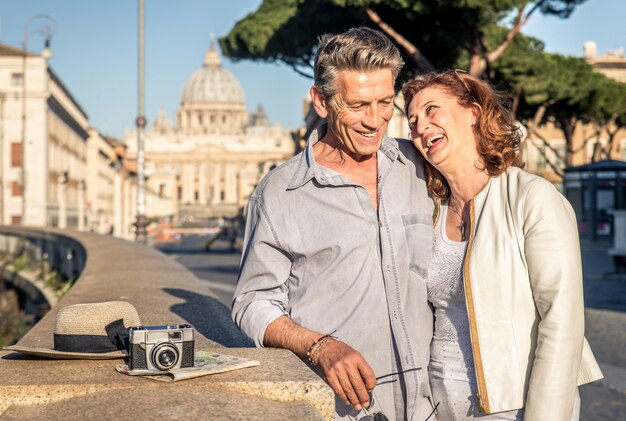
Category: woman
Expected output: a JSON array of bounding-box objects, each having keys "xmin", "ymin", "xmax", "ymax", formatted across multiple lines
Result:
[{"xmin": 402, "ymin": 70, "xmax": 603, "ymax": 420}]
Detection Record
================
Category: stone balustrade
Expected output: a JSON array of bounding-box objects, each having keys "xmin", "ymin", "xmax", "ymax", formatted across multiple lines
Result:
[{"xmin": 0, "ymin": 227, "xmax": 333, "ymax": 420}]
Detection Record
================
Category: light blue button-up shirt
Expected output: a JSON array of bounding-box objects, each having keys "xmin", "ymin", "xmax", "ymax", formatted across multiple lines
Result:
[{"xmin": 232, "ymin": 125, "xmax": 434, "ymax": 421}]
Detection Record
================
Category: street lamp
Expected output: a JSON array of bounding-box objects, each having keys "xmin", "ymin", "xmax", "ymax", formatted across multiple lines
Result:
[
  {"xmin": 134, "ymin": 0, "xmax": 148, "ymax": 243},
  {"xmin": 21, "ymin": 14, "xmax": 57, "ymax": 225}
]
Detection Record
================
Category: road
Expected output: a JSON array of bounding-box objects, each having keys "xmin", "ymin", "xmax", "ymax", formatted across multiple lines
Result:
[
  {"xmin": 577, "ymin": 238, "xmax": 626, "ymax": 420},
  {"xmin": 156, "ymin": 235, "xmax": 241, "ymax": 308}
]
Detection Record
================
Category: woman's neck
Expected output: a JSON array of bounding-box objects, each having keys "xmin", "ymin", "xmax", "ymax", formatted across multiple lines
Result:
[{"xmin": 445, "ymin": 165, "xmax": 490, "ymax": 205}]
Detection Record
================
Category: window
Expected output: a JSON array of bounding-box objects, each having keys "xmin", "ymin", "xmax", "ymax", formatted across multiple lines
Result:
[
  {"xmin": 11, "ymin": 216, "xmax": 21, "ymax": 225},
  {"xmin": 158, "ymin": 184, "xmax": 165, "ymax": 198},
  {"xmin": 11, "ymin": 143, "xmax": 23, "ymax": 167},
  {"xmin": 11, "ymin": 73, "xmax": 23, "ymax": 87},
  {"xmin": 535, "ymin": 144, "xmax": 546, "ymax": 169},
  {"xmin": 11, "ymin": 181, "xmax": 22, "ymax": 197}
]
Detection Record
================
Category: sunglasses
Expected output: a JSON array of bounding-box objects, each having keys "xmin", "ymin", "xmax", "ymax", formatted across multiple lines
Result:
[{"xmin": 361, "ymin": 369, "xmax": 439, "ymax": 421}]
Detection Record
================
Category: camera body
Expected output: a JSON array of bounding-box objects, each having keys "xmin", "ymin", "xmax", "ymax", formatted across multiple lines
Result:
[{"xmin": 128, "ymin": 324, "xmax": 194, "ymax": 372}]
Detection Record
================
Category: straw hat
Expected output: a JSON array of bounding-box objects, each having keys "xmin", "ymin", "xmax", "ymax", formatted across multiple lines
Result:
[{"xmin": 4, "ymin": 301, "xmax": 141, "ymax": 359}]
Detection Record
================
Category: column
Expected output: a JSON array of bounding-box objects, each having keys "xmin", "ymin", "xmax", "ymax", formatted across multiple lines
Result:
[
  {"xmin": 187, "ymin": 163, "xmax": 195, "ymax": 203},
  {"xmin": 198, "ymin": 162, "xmax": 207, "ymax": 204},
  {"xmin": 224, "ymin": 162, "xmax": 237, "ymax": 204},
  {"xmin": 181, "ymin": 163, "xmax": 194, "ymax": 203},
  {"xmin": 238, "ymin": 164, "xmax": 247, "ymax": 209},
  {"xmin": 211, "ymin": 163, "xmax": 222, "ymax": 205}
]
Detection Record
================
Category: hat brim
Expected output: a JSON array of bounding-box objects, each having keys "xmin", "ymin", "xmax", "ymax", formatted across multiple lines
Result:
[{"xmin": 3, "ymin": 345, "xmax": 127, "ymax": 360}]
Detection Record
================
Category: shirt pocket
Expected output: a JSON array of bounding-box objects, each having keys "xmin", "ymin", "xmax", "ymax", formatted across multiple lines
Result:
[{"xmin": 401, "ymin": 212, "xmax": 432, "ymax": 278}]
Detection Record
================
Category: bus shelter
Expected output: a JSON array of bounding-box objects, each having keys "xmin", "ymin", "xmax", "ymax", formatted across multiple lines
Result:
[{"xmin": 563, "ymin": 160, "xmax": 626, "ymax": 240}]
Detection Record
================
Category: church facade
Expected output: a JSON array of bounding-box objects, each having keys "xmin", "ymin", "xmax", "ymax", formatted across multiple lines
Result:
[{"xmin": 124, "ymin": 42, "xmax": 295, "ymax": 219}]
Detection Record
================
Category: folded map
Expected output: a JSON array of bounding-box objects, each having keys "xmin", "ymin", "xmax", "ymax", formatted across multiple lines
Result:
[{"xmin": 116, "ymin": 351, "xmax": 260, "ymax": 382}]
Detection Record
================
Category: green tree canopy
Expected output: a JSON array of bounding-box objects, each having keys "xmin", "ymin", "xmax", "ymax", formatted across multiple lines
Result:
[
  {"xmin": 220, "ymin": 0, "xmax": 587, "ymax": 80},
  {"xmin": 495, "ymin": 44, "xmax": 626, "ymax": 169},
  {"xmin": 221, "ymin": 0, "xmax": 626, "ymax": 173}
]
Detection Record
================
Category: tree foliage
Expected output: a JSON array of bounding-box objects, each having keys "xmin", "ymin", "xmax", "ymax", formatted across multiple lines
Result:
[
  {"xmin": 220, "ymin": 0, "xmax": 626, "ymax": 173},
  {"xmin": 495, "ymin": 43, "xmax": 626, "ymax": 169},
  {"xmin": 220, "ymin": 0, "xmax": 587, "ymax": 79}
]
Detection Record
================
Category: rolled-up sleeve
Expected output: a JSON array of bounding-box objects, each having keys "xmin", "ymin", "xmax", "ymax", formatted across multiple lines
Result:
[{"xmin": 232, "ymin": 195, "xmax": 292, "ymax": 347}]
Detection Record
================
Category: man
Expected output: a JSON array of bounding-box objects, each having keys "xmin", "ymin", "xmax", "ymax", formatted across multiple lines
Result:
[{"xmin": 232, "ymin": 27, "xmax": 434, "ymax": 421}]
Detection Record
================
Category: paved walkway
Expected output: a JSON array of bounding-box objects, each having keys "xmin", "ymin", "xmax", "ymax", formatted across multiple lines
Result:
[{"xmin": 579, "ymin": 237, "xmax": 626, "ymax": 420}]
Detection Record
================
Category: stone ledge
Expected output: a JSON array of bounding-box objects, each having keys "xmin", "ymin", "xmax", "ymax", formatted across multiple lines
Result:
[
  {"xmin": 0, "ymin": 348, "xmax": 334, "ymax": 420},
  {"xmin": 0, "ymin": 386, "xmax": 326, "ymax": 421},
  {"xmin": 0, "ymin": 227, "xmax": 334, "ymax": 420}
]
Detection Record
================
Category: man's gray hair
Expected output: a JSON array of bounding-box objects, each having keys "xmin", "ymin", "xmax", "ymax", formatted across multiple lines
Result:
[{"xmin": 314, "ymin": 27, "xmax": 404, "ymax": 102}]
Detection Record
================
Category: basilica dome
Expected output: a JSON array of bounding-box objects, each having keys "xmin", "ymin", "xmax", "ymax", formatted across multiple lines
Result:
[
  {"xmin": 177, "ymin": 39, "xmax": 248, "ymax": 135},
  {"xmin": 180, "ymin": 41, "xmax": 245, "ymax": 105}
]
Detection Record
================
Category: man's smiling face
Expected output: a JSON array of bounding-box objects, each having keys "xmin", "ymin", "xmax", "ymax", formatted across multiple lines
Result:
[{"xmin": 316, "ymin": 68, "xmax": 395, "ymax": 160}]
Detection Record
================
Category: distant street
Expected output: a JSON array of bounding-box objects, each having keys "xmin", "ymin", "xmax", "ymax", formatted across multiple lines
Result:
[{"xmin": 155, "ymin": 235, "xmax": 241, "ymax": 308}]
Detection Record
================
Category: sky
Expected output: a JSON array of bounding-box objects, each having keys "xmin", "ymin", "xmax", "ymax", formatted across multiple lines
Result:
[{"xmin": 0, "ymin": 0, "xmax": 624, "ymax": 141}]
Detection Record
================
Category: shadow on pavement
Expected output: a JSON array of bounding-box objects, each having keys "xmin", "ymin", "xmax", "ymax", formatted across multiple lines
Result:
[
  {"xmin": 155, "ymin": 239, "xmax": 241, "ymax": 256},
  {"xmin": 184, "ymin": 265, "xmax": 239, "ymax": 274},
  {"xmin": 164, "ymin": 288, "xmax": 253, "ymax": 348},
  {"xmin": 157, "ymin": 247, "xmax": 212, "ymax": 255}
]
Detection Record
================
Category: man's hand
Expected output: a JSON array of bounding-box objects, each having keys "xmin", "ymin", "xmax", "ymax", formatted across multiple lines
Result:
[
  {"xmin": 263, "ymin": 316, "xmax": 377, "ymax": 410},
  {"xmin": 316, "ymin": 339, "xmax": 377, "ymax": 410}
]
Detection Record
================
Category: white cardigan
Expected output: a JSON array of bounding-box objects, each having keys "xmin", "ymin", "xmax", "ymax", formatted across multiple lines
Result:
[{"xmin": 461, "ymin": 167, "xmax": 602, "ymax": 420}]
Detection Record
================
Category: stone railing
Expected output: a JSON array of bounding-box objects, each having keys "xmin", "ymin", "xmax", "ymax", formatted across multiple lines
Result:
[
  {"xmin": 0, "ymin": 227, "xmax": 333, "ymax": 420},
  {"xmin": 0, "ymin": 226, "xmax": 86, "ymax": 319}
]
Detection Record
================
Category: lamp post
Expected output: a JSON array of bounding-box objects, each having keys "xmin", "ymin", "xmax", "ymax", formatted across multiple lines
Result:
[
  {"xmin": 134, "ymin": 0, "xmax": 148, "ymax": 243},
  {"xmin": 21, "ymin": 14, "xmax": 56, "ymax": 226}
]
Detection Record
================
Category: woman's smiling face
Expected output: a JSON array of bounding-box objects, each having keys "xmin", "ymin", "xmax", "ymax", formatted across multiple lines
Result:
[{"xmin": 407, "ymin": 85, "xmax": 478, "ymax": 171}]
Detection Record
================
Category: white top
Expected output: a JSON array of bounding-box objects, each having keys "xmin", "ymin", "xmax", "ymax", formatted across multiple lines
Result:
[{"xmin": 427, "ymin": 202, "xmax": 474, "ymax": 382}]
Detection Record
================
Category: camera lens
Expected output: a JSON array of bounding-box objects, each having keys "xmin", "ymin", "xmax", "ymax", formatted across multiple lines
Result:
[{"xmin": 151, "ymin": 343, "xmax": 180, "ymax": 371}]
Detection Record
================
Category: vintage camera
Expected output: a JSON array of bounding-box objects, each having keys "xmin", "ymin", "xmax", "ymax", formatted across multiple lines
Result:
[{"xmin": 128, "ymin": 324, "xmax": 195, "ymax": 372}]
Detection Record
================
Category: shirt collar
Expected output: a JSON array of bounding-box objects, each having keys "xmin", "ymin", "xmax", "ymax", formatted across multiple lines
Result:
[{"xmin": 287, "ymin": 124, "xmax": 404, "ymax": 190}]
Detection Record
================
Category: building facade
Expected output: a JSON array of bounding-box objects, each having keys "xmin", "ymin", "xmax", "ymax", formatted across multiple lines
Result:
[
  {"xmin": 0, "ymin": 43, "xmax": 147, "ymax": 239},
  {"xmin": 124, "ymin": 41, "xmax": 295, "ymax": 219},
  {"xmin": 0, "ymin": 43, "xmax": 90, "ymax": 228}
]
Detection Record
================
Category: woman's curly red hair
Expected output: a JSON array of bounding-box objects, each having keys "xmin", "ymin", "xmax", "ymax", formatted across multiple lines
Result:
[{"xmin": 402, "ymin": 70, "xmax": 523, "ymax": 199}]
